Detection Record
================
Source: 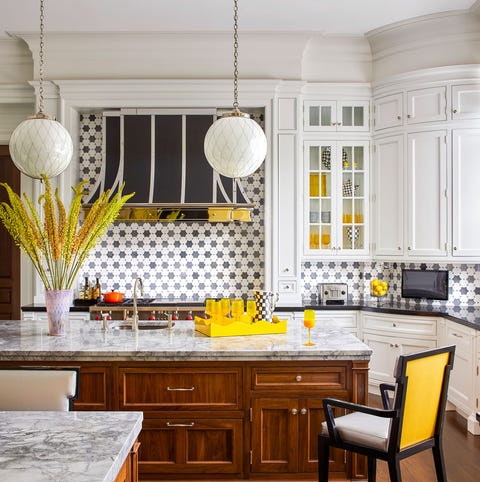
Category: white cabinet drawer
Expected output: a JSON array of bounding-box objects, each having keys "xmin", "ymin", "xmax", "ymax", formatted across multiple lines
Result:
[
  {"xmin": 362, "ymin": 313, "xmax": 436, "ymax": 337},
  {"xmin": 316, "ymin": 312, "xmax": 357, "ymax": 329}
]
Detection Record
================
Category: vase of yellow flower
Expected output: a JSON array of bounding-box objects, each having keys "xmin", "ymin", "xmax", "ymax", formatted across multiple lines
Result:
[{"xmin": 0, "ymin": 175, "xmax": 134, "ymax": 335}]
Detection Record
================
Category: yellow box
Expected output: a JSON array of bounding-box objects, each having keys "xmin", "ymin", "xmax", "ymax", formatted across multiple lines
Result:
[{"xmin": 194, "ymin": 316, "xmax": 287, "ymax": 337}]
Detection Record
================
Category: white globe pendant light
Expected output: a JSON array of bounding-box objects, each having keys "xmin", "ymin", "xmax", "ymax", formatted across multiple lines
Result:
[
  {"xmin": 9, "ymin": 0, "xmax": 73, "ymax": 179},
  {"xmin": 204, "ymin": 0, "xmax": 267, "ymax": 179}
]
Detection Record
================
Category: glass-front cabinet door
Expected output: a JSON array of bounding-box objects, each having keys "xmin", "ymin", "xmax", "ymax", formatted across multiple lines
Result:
[
  {"xmin": 305, "ymin": 140, "xmax": 369, "ymax": 256},
  {"xmin": 304, "ymin": 101, "xmax": 369, "ymax": 132}
]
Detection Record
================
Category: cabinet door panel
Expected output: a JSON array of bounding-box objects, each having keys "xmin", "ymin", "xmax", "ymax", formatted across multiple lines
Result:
[
  {"xmin": 374, "ymin": 93, "xmax": 403, "ymax": 130},
  {"xmin": 298, "ymin": 397, "xmax": 346, "ymax": 474},
  {"xmin": 139, "ymin": 418, "xmax": 243, "ymax": 475},
  {"xmin": 407, "ymin": 87, "xmax": 446, "ymax": 124},
  {"xmin": 452, "ymin": 129, "xmax": 480, "ymax": 256},
  {"xmin": 373, "ymin": 135, "xmax": 404, "ymax": 256},
  {"xmin": 74, "ymin": 366, "xmax": 111, "ymax": 411},
  {"xmin": 407, "ymin": 130, "xmax": 447, "ymax": 256},
  {"xmin": 251, "ymin": 398, "xmax": 298, "ymax": 473},
  {"xmin": 452, "ymin": 84, "xmax": 480, "ymax": 120}
]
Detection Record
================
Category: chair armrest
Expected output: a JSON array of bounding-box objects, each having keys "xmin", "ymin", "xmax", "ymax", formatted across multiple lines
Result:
[
  {"xmin": 323, "ymin": 398, "xmax": 396, "ymax": 418},
  {"xmin": 322, "ymin": 397, "xmax": 396, "ymax": 445},
  {"xmin": 379, "ymin": 383, "xmax": 396, "ymax": 410}
]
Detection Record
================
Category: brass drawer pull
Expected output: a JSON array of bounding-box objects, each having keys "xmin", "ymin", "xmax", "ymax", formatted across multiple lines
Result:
[
  {"xmin": 295, "ymin": 375, "xmax": 302, "ymax": 382},
  {"xmin": 167, "ymin": 386, "xmax": 195, "ymax": 391},
  {"xmin": 166, "ymin": 422, "xmax": 195, "ymax": 427}
]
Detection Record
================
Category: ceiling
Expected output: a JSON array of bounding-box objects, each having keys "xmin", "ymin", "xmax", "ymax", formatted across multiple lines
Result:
[{"xmin": 1, "ymin": 0, "xmax": 477, "ymax": 40}]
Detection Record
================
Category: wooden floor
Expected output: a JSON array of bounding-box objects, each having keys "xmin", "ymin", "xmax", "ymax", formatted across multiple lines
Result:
[
  {"xmin": 373, "ymin": 409, "xmax": 480, "ymax": 482},
  {"xmin": 145, "ymin": 401, "xmax": 480, "ymax": 482}
]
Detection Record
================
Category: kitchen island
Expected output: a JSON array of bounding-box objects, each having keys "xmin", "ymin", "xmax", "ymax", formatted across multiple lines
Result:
[
  {"xmin": 0, "ymin": 318, "xmax": 371, "ymax": 480},
  {"xmin": 0, "ymin": 411, "xmax": 142, "ymax": 482}
]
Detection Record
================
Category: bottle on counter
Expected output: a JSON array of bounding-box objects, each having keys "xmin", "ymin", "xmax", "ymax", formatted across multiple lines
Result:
[
  {"xmin": 186, "ymin": 310, "xmax": 193, "ymax": 321},
  {"xmin": 93, "ymin": 276, "xmax": 101, "ymax": 301},
  {"xmin": 81, "ymin": 277, "xmax": 91, "ymax": 300},
  {"xmin": 172, "ymin": 310, "xmax": 179, "ymax": 321}
]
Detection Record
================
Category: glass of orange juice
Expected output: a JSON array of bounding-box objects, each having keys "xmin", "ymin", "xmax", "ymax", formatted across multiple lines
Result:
[{"xmin": 303, "ymin": 309, "xmax": 316, "ymax": 346}]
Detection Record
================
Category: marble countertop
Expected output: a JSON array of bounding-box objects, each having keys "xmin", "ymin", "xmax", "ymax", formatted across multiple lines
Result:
[
  {"xmin": 0, "ymin": 319, "xmax": 371, "ymax": 362},
  {"xmin": 0, "ymin": 410, "xmax": 142, "ymax": 482},
  {"xmin": 275, "ymin": 300, "xmax": 480, "ymax": 331},
  {"xmin": 22, "ymin": 300, "xmax": 480, "ymax": 331}
]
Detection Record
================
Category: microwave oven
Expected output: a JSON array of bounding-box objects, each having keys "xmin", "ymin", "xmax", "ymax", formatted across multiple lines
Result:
[{"xmin": 401, "ymin": 269, "xmax": 449, "ymax": 301}]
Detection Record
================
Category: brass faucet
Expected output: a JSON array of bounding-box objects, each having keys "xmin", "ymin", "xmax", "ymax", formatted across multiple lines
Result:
[{"xmin": 132, "ymin": 277, "xmax": 144, "ymax": 331}]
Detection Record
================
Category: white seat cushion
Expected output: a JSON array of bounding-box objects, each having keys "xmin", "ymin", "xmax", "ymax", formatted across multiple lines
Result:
[{"xmin": 322, "ymin": 412, "xmax": 391, "ymax": 451}]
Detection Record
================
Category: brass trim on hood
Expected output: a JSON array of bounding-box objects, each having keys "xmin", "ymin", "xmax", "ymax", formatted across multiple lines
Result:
[{"xmin": 82, "ymin": 203, "xmax": 255, "ymax": 223}]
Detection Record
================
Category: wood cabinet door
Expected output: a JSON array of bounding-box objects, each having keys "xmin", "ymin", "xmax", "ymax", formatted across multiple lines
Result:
[
  {"xmin": 74, "ymin": 366, "xmax": 112, "ymax": 411},
  {"xmin": 250, "ymin": 398, "xmax": 298, "ymax": 473},
  {"xmin": 138, "ymin": 418, "xmax": 243, "ymax": 476},
  {"xmin": 298, "ymin": 397, "xmax": 346, "ymax": 474}
]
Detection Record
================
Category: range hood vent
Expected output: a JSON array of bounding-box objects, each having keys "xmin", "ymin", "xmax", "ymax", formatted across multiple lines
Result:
[{"xmin": 80, "ymin": 110, "xmax": 263, "ymax": 221}]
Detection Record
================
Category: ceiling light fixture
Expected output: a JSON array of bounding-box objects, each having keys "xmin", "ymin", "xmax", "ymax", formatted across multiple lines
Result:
[
  {"xmin": 204, "ymin": 0, "xmax": 267, "ymax": 179},
  {"xmin": 9, "ymin": 0, "xmax": 73, "ymax": 179}
]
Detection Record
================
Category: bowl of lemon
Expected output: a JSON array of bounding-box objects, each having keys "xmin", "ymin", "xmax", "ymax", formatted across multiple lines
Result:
[{"xmin": 370, "ymin": 278, "xmax": 388, "ymax": 304}]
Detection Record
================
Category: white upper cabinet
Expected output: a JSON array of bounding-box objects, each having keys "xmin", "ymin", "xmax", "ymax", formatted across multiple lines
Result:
[
  {"xmin": 452, "ymin": 129, "xmax": 480, "ymax": 257},
  {"xmin": 452, "ymin": 84, "xmax": 480, "ymax": 120},
  {"xmin": 373, "ymin": 93, "xmax": 403, "ymax": 131},
  {"xmin": 406, "ymin": 87, "xmax": 446, "ymax": 124},
  {"xmin": 406, "ymin": 130, "xmax": 448, "ymax": 257},
  {"xmin": 304, "ymin": 100, "xmax": 369, "ymax": 132},
  {"xmin": 305, "ymin": 140, "xmax": 369, "ymax": 257},
  {"xmin": 373, "ymin": 135, "xmax": 404, "ymax": 256}
]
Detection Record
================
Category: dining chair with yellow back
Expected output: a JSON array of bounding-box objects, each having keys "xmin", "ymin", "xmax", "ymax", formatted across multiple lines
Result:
[
  {"xmin": 318, "ymin": 345, "xmax": 455, "ymax": 482},
  {"xmin": 0, "ymin": 366, "xmax": 80, "ymax": 411}
]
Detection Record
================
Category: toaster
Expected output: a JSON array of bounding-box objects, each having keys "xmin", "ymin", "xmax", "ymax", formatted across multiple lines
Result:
[{"xmin": 318, "ymin": 283, "xmax": 348, "ymax": 305}]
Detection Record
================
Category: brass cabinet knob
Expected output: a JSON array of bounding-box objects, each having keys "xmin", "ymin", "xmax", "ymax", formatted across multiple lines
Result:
[
  {"xmin": 300, "ymin": 408, "xmax": 307, "ymax": 415},
  {"xmin": 295, "ymin": 375, "xmax": 302, "ymax": 382},
  {"xmin": 397, "ymin": 115, "xmax": 401, "ymax": 120},
  {"xmin": 291, "ymin": 408, "xmax": 298, "ymax": 415}
]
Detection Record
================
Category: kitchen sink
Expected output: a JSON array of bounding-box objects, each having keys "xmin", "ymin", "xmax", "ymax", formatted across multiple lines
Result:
[{"xmin": 112, "ymin": 321, "xmax": 175, "ymax": 330}]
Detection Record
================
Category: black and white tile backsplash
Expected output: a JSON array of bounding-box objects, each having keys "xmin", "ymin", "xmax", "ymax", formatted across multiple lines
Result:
[
  {"xmin": 79, "ymin": 113, "xmax": 264, "ymax": 299},
  {"xmin": 80, "ymin": 114, "xmax": 479, "ymax": 305},
  {"xmin": 302, "ymin": 261, "xmax": 480, "ymax": 306}
]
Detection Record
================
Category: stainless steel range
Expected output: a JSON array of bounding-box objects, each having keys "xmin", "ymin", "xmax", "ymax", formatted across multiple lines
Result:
[{"xmin": 89, "ymin": 298, "xmax": 204, "ymax": 320}]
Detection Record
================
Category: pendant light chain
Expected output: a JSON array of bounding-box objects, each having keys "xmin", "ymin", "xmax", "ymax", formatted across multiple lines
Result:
[
  {"xmin": 232, "ymin": 0, "xmax": 239, "ymax": 111},
  {"xmin": 38, "ymin": 0, "xmax": 45, "ymax": 114}
]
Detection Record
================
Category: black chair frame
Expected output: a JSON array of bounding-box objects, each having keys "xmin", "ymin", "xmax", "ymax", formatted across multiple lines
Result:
[{"xmin": 318, "ymin": 345, "xmax": 455, "ymax": 482}]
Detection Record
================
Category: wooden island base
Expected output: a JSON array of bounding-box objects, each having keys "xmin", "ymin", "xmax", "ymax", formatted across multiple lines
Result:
[{"xmin": 0, "ymin": 359, "xmax": 368, "ymax": 481}]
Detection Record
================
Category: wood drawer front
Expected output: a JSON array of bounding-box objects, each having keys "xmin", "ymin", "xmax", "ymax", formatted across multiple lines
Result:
[
  {"xmin": 119, "ymin": 368, "xmax": 242, "ymax": 410},
  {"xmin": 362, "ymin": 314, "xmax": 437, "ymax": 337},
  {"xmin": 139, "ymin": 418, "xmax": 243, "ymax": 475},
  {"xmin": 251, "ymin": 367, "xmax": 347, "ymax": 391}
]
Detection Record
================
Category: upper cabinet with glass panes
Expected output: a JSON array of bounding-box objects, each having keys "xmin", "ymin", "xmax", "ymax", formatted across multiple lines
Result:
[
  {"xmin": 305, "ymin": 140, "xmax": 369, "ymax": 256},
  {"xmin": 304, "ymin": 100, "xmax": 370, "ymax": 132}
]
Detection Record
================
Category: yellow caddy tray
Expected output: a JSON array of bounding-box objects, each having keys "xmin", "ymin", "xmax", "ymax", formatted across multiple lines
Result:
[{"xmin": 194, "ymin": 316, "xmax": 287, "ymax": 337}]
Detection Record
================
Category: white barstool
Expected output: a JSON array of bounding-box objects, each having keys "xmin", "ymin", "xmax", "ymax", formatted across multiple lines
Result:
[{"xmin": 0, "ymin": 366, "xmax": 79, "ymax": 411}]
